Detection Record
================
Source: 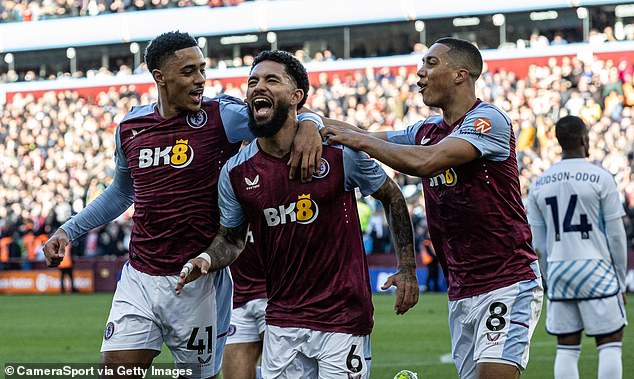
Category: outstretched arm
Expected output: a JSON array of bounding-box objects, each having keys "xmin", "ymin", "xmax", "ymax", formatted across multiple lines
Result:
[
  {"xmin": 43, "ymin": 159, "xmax": 133, "ymax": 267},
  {"xmin": 371, "ymin": 177, "xmax": 419, "ymax": 314},
  {"xmin": 175, "ymin": 223, "xmax": 248, "ymax": 295},
  {"xmin": 324, "ymin": 123, "xmax": 478, "ymax": 177}
]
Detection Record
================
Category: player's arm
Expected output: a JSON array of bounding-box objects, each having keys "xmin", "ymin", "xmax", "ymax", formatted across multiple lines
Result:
[
  {"xmin": 526, "ymin": 190, "xmax": 548, "ymax": 282},
  {"xmin": 321, "ymin": 117, "xmax": 386, "ymax": 137},
  {"xmin": 324, "ymin": 108, "xmax": 509, "ymax": 177},
  {"xmin": 218, "ymin": 95, "xmax": 323, "ymax": 182},
  {"xmin": 344, "ymin": 146, "xmax": 418, "ymax": 314},
  {"xmin": 529, "ymin": 224, "xmax": 548, "ymax": 284},
  {"xmin": 600, "ymin": 176, "xmax": 628, "ymax": 296},
  {"xmin": 43, "ymin": 127, "xmax": 134, "ymax": 267},
  {"xmin": 332, "ymin": 133, "xmax": 478, "ymax": 177},
  {"xmin": 175, "ymin": 157, "xmax": 250, "ymax": 294},
  {"xmin": 321, "ymin": 117, "xmax": 390, "ymax": 141},
  {"xmin": 605, "ymin": 217, "xmax": 627, "ymax": 294},
  {"xmin": 371, "ymin": 177, "xmax": 419, "ymax": 314},
  {"xmin": 175, "ymin": 222, "xmax": 248, "ymax": 295}
]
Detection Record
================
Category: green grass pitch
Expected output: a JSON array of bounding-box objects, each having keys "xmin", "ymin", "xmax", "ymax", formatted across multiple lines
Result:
[{"xmin": 1, "ymin": 293, "xmax": 632, "ymax": 378}]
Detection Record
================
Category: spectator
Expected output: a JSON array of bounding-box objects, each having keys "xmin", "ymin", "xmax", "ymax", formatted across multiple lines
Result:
[{"xmin": 551, "ymin": 32, "xmax": 568, "ymax": 45}]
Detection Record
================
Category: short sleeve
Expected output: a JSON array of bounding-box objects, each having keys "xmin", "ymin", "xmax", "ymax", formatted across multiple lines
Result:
[
  {"xmin": 526, "ymin": 185, "xmax": 545, "ymax": 227},
  {"xmin": 343, "ymin": 147, "xmax": 387, "ymax": 196},
  {"xmin": 217, "ymin": 95, "xmax": 254, "ymax": 143},
  {"xmin": 600, "ymin": 172, "xmax": 626, "ymax": 221},
  {"xmin": 450, "ymin": 105, "xmax": 510, "ymax": 161},
  {"xmin": 218, "ymin": 163, "xmax": 246, "ymax": 228},
  {"xmin": 386, "ymin": 120, "xmax": 424, "ymax": 145}
]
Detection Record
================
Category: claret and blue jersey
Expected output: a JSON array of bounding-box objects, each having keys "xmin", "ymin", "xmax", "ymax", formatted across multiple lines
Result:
[
  {"xmin": 387, "ymin": 100, "xmax": 538, "ymax": 301},
  {"xmin": 219, "ymin": 141, "xmax": 387, "ymax": 335},
  {"xmin": 62, "ymin": 95, "xmax": 253, "ymax": 275}
]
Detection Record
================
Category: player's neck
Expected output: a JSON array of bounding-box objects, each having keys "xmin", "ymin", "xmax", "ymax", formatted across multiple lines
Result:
[
  {"xmin": 258, "ymin": 117, "xmax": 298, "ymax": 158},
  {"xmin": 442, "ymin": 91, "xmax": 477, "ymax": 126},
  {"xmin": 157, "ymin": 97, "xmax": 178, "ymax": 119},
  {"xmin": 561, "ymin": 150, "xmax": 587, "ymax": 160}
]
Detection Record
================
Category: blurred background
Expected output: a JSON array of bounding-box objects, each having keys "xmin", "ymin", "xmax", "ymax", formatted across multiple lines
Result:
[{"xmin": 0, "ymin": 0, "xmax": 633, "ymax": 295}]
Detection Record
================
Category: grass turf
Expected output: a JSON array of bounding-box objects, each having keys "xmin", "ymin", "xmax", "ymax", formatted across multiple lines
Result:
[{"xmin": 1, "ymin": 292, "xmax": 632, "ymax": 378}]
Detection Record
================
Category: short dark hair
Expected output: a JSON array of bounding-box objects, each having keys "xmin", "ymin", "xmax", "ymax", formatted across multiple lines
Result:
[
  {"xmin": 434, "ymin": 37, "xmax": 483, "ymax": 80},
  {"xmin": 145, "ymin": 31, "xmax": 199, "ymax": 72},
  {"xmin": 251, "ymin": 50, "xmax": 310, "ymax": 108},
  {"xmin": 555, "ymin": 115, "xmax": 587, "ymax": 150}
]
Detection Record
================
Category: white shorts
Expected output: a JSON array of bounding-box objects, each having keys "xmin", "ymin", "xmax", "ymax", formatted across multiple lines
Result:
[
  {"xmin": 226, "ymin": 298, "xmax": 267, "ymax": 345},
  {"xmin": 546, "ymin": 294, "xmax": 627, "ymax": 336},
  {"xmin": 448, "ymin": 278, "xmax": 543, "ymax": 379},
  {"xmin": 262, "ymin": 325, "xmax": 371, "ymax": 379},
  {"xmin": 101, "ymin": 262, "xmax": 233, "ymax": 378}
]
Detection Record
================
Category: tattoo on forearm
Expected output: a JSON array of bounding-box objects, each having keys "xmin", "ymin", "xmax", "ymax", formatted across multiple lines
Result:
[
  {"xmin": 205, "ymin": 224, "xmax": 248, "ymax": 271},
  {"xmin": 375, "ymin": 180, "xmax": 416, "ymax": 270}
]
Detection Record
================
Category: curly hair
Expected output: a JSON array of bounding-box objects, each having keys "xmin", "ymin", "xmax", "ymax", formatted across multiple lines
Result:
[
  {"xmin": 251, "ymin": 50, "xmax": 310, "ymax": 108},
  {"xmin": 144, "ymin": 31, "xmax": 198, "ymax": 72}
]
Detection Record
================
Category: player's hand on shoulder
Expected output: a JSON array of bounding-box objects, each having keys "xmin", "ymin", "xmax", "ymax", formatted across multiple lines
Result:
[
  {"xmin": 43, "ymin": 228, "xmax": 70, "ymax": 268},
  {"xmin": 382, "ymin": 268, "xmax": 419, "ymax": 315},
  {"xmin": 175, "ymin": 252, "xmax": 212, "ymax": 295},
  {"xmin": 289, "ymin": 119, "xmax": 323, "ymax": 183},
  {"xmin": 321, "ymin": 119, "xmax": 367, "ymax": 149}
]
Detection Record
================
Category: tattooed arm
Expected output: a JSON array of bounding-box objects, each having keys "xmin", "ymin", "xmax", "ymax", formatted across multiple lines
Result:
[
  {"xmin": 371, "ymin": 177, "xmax": 419, "ymax": 314},
  {"xmin": 175, "ymin": 223, "xmax": 248, "ymax": 295}
]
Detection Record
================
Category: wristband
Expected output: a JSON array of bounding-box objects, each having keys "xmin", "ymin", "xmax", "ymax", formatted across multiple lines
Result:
[{"xmin": 196, "ymin": 252, "xmax": 212, "ymax": 266}]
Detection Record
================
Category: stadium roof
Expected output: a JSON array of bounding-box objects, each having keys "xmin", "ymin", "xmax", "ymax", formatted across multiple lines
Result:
[{"xmin": 0, "ymin": 0, "xmax": 630, "ymax": 53}]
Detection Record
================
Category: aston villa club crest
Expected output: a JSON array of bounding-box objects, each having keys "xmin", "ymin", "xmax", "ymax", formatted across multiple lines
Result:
[
  {"xmin": 104, "ymin": 322, "xmax": 115, "ymax": 340},
  {"xmin": 312, "ymin": 158, "xmax": 330, "ymax": 179},
  {"xmin": 186, "ymin": 109, "xmax": 208, "ymax": 129}
]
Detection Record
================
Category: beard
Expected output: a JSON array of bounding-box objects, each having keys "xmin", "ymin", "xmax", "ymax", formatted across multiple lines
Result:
[{"xmin": 248, "ymin": 99, "xmax": 291, "ymax": 138}]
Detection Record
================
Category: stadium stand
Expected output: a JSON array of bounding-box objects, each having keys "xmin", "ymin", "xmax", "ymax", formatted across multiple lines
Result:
[
  {"xmin": 2, "ymin": 0, "xmax": 634, "ymax": 81},
  {"xmin": 0, "ymin": 0, "xmax": 633, "ymax": 293},
  {"xmin": 0, "ymin": 0, "xmax": 246, "ymax": 23}
]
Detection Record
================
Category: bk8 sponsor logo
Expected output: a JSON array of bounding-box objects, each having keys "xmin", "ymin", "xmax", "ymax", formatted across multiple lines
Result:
[
  {"xmin": 429, "ymin": 168, "xmax": 458, "ymax": 188},
  {"xmin": 138, "ymin": 139, "xmax": 194, "ymax": 169},
  {"xmin": 263, "ymin": 194, "xmax": 319, "ymax": 226}
]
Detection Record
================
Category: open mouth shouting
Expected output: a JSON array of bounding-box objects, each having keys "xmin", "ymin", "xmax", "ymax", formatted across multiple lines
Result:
[{"xmin": 252, "ymin": 96, "xmax": 273, "ymax": 120}]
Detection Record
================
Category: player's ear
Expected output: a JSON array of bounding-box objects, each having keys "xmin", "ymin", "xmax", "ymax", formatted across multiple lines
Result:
[
  {"xmin": 152, "ymin": 69, "xmax": 165, "ymax": 87},
  {"xmin": 582, "ymin": 133, "xmax": 590, "ymax": 157},
  {"xmin": 455, "ymin": 68, "xmax": 469, "ymax": 84},
  {"xmin": 290, "ymin": 88, "xmax": 304, "ymax": 106}
]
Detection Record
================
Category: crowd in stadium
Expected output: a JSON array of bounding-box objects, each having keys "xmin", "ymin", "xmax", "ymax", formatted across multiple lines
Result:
[
  {"xmin": 0, "ymin": 0, "xmax": 245, "ymax": 22},
  {"xmin": 2, "ymin": 25, "xmax": 633, "ymax": 84},
  {"xmin": 1, "ymin": 51, "xmax": 633, "ymax": 267}
]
